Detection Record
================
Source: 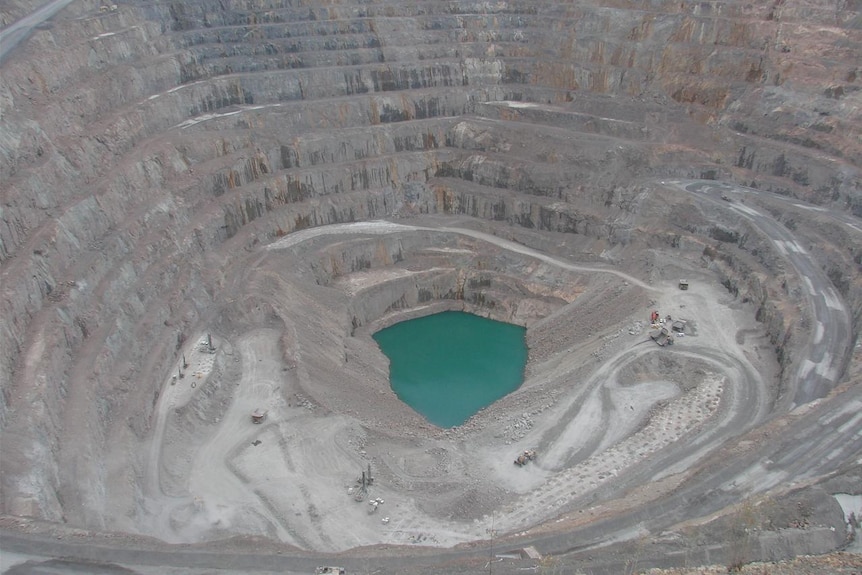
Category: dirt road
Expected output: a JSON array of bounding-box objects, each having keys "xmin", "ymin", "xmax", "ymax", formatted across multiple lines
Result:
[{"xmin": 0, "ymin": 0, "xmax": 77, "ymax": 63}]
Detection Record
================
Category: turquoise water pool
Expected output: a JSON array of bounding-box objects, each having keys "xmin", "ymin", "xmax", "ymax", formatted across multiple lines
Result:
[{"xmin": 373, "ymin": 311, "xmax": 528, "ymax": 428}]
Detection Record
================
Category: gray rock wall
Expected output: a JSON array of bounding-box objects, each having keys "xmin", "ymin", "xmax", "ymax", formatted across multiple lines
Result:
[{"xmin": 0, "ymin": 0, "xmax": 859, "ymax": 528}]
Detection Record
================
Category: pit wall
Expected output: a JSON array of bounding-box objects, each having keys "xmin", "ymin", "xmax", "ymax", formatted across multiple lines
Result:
[
  {"xmin": 0, "ymin": 146, "xmax": 216, "ymax": 524},
  {"xmin": 303, "ymin": 232, "xmax": 577, "ymax": 332},
  {"xmin": 2, "ymin": 0, "xmax": 860, "ymax": 527},
  {"xmin": 725, "ymin": 134, "xmax": 862, "ymax": 212},
  {"xmin": 0, "ymin": 114, "xmax": 641, "ymax": 525},
  {"xmin": 4, "ymin": 0, "xmax": 858, "ymax": 268},
  {"xmin": 684, "ymin": 215, "xmax": 800, "ymax": 391},
  {"xmin": 654, "ymin": 192, "xmax": 862, "ymax": 405},
  {"xmin": 1, "ymin": 137, "xmax": 842, "ymax": 525},
  {"xmin": 3, "ymin": 0, "xmax": 857, "ymax": 391}
]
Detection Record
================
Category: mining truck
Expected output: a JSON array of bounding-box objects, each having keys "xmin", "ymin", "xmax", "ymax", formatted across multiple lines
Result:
[
  {"xmin": 251, "ymin": 409, "xmax": 268, "ymax": 424},
  {"xmin": 514, "ymin": 450, "xmax": 536, "ymax": 466},
  {"xmin": 649, "ymin": 327, "xmax": 674, "ymax": 347}
]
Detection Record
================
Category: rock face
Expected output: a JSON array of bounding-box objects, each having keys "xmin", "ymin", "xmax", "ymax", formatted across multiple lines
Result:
[{"xmin": 0, "ymin": 0, "xmax": 860, "ymax": 547}]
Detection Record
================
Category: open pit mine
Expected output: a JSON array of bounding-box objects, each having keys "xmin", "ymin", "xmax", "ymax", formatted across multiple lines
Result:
[{"xmin": 1, "ymin": 1, "xmax": 861, "ymax": 574}]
